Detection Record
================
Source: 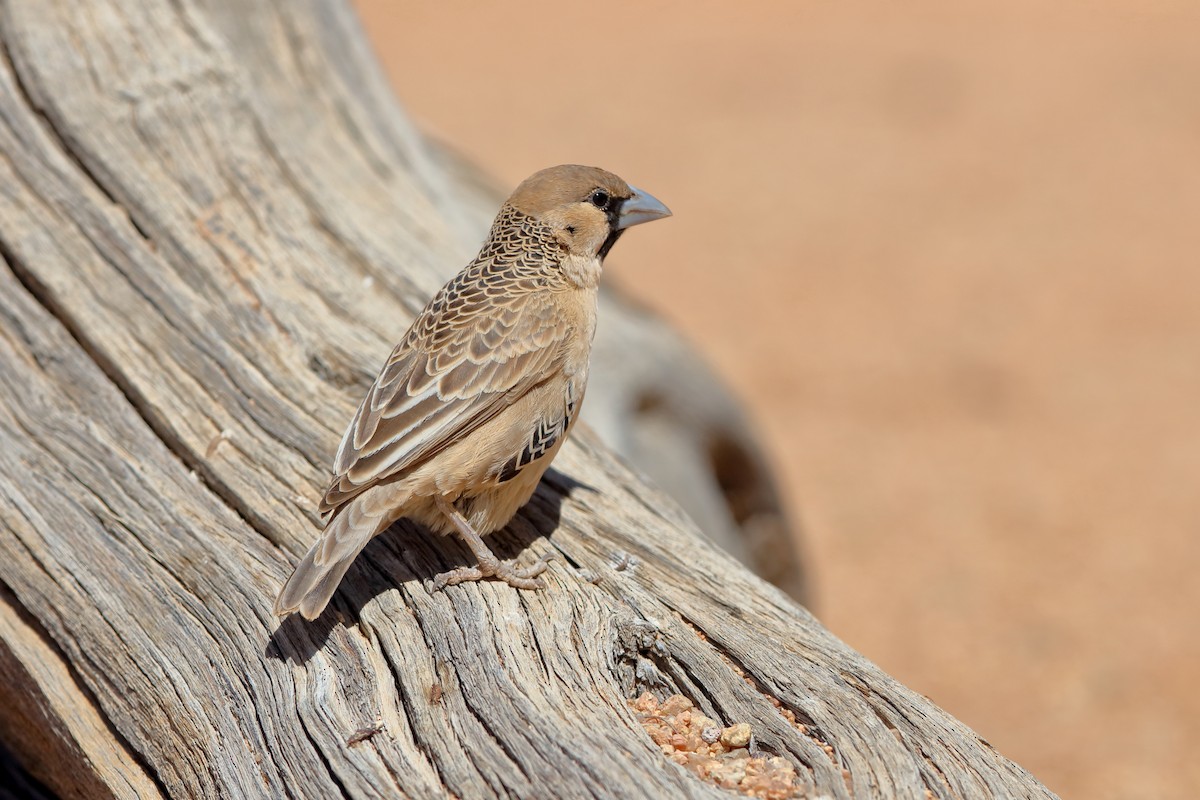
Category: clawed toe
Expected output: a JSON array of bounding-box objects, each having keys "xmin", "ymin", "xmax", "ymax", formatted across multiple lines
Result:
[
  {"xmin": 493, "ymin": 561, "xmax": 546, "ymax": 590},
  {"xmin": 426, "ymin": 565, "xmax": 485, "ymax": 593},
  {"xmin": 514, "ymin": 552, "xmax": 554, "ymax": 578},
  {"xmin": 492, "ymin": 552, "xmax": 555, "ymax": 589},
  {"xmin": 426, "ymin": 553, "xmax": 555, "ymax": 593}
]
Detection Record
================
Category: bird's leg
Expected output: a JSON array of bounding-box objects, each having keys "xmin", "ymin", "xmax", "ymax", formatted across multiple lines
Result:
[{"xmin": 428, "ymin": 495, "xmax": 552, "ymax": 592}]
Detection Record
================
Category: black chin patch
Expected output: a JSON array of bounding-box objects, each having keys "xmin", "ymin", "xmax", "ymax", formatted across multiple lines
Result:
[
  {"xmin": 598, "ymin": 197, "xmax": 626, "ymax": 259},
  {"xmin": 598, "ymin": 228, "xmax": 625, "ymax": 260}
]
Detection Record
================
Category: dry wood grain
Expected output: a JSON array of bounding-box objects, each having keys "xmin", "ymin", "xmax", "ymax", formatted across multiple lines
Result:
[{"xmin": 0, "ymin": 0, "xmax": 1054, "ymax": 798}]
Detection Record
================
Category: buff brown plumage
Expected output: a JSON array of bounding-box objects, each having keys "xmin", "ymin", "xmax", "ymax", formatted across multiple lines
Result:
[{"xmin": 275, "ymin": 165, "xmax": 671, "ymax": 619}]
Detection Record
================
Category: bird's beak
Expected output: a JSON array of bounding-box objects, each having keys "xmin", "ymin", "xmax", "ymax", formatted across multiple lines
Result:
[{"xmin": 617, "ymin": 185, "xmax": 672, "ymax": 229}]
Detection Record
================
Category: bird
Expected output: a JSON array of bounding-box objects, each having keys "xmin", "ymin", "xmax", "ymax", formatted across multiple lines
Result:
[{"xmin": 275, "ymin": 165, "xmax": 672, "ymax": 619}]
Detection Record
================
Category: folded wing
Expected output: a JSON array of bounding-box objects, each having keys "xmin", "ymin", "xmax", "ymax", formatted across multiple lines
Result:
[{"xmin": 320, "ymin": 280, "xmax": 571, "ymax": 517}]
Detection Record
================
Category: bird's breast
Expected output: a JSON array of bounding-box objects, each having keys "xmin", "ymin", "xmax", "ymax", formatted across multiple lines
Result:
[{"xmin": 556, "ymin": 287, "xmax": 598, "ymax": 374}]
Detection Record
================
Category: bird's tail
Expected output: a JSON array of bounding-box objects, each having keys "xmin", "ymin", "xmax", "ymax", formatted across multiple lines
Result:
[{"xmin": 274, "ymin": 494, "xmax": 393, "ymax": 620}]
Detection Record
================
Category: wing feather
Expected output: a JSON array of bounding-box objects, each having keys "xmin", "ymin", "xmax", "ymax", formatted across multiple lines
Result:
[{"xmin": 320, "ymin": 283, "xmax": 571, "ymax": 517}]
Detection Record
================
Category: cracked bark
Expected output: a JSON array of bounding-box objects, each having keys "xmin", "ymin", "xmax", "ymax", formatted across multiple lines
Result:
[{"xmin": 0, "ymin": 1, "xmax": 1054, "ymax": 798}]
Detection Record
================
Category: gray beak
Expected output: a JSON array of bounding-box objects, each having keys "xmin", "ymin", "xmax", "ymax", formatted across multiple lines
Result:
[{"xmin": 617, "ymin": 185, "xmax": 672, "ymax": 229}]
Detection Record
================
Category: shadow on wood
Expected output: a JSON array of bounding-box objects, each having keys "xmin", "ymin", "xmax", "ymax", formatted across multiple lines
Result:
[{"xmin": 267, "ymin": 475, "xmax": 575, "ymax": 664}]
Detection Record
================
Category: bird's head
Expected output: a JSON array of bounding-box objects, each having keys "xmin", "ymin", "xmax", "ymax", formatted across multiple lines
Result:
[{"xmin": 505, "ymin": 165, "xmax": 672, "ymax": 262}]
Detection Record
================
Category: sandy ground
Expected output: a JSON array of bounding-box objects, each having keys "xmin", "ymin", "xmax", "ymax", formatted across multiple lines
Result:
[{"xmin": 354, "ymin": 3, "xmax": 1200, "ymax": 797}]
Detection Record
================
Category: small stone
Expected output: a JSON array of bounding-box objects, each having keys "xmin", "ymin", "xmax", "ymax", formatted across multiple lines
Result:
[
  {"xmin": 632, "ymin": 693, "xmax": 658, "ymax": 714},
  {"xmin": 701, "ymin": 726, "xmax": 721, "ymax": 744},
  {"xmin": 719, "ymin": 764, "xmax": 746, "ymax": 788},
  {"xmin": 660, "ymin": 695, "xmax": 693, "ymax": 716},
  {"xmin": 720, "ymin": 723, "xmax": 752, "ymax": 749}
]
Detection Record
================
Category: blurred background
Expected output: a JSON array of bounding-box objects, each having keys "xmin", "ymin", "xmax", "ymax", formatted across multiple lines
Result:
[{"xmin": 354, "ymin": 2, "xmax": 1200, "ymax": 798}]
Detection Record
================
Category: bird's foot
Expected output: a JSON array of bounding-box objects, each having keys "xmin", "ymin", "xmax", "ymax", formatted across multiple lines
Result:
[
  {"xmin": 426, "ymin": 552, "xmax": 555, "ymax": 593},
  {"xmin": 496, "ymin": 552, "xmax": 553, "ymax": 588}
]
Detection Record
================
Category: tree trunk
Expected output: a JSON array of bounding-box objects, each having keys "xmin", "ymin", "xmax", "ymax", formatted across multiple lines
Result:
[{"xmin": 0, "ymin": 1, "xmax": 1054, "ymax": 798}]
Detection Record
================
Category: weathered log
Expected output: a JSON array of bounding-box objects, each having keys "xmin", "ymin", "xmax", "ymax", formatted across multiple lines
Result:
[{"xmin": 0, "ymin": 1, "xmax": 1054, "ymax": 798}]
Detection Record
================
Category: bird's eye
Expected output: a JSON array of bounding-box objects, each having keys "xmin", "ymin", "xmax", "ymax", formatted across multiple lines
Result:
[{"xmin": 590, "ymin": 190, "xmax": 611, "ymax": 210}]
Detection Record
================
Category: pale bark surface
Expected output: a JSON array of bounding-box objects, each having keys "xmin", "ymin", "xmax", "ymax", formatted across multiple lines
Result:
[{"xmin": 0, "ymin": 1, "xmax": 1053, "ymax": 798}]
